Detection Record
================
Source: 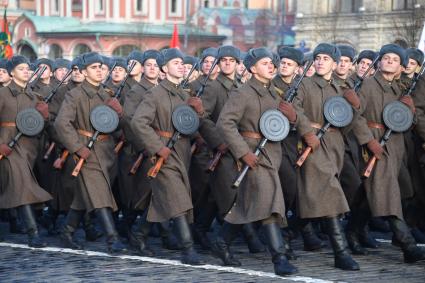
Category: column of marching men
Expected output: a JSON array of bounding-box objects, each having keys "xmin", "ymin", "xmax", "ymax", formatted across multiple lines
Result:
[{"xmin": 0, "ymin": 41, "xmax": 425, "ymax": 276}]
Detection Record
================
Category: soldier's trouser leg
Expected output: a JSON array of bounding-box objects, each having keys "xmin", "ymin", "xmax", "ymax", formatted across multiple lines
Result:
[
  {"xmin": 262, "ymin": 222, "xmax": 298, "ymax": 276},
  {"xmin": 173, "ymin": 214, "xmax": 203, "ymax": 265},
  {"xmin": 242, "ymin": 222, "xmax": 265, "ymax": 253},
  {"xmin": 322, "ymin": 217, "xmax": 359, "ymax": 271},
  {"xmin": 211, "ymin": 221, "xmax": 242, "ymax": 266},
  {"xmin": 19, "ymin": 204, "xmax": 46, "ymax": 248},
  {"xmin": 387, "ymin": 216, "xmax": 425, "ymax": 263},
  {"xmin": 60, "ymin": 209, "xmax": 85, "ymax": 249},
  {"xmin": 96, "ymin": 207, "xmax": 127, "ymax": 253}
]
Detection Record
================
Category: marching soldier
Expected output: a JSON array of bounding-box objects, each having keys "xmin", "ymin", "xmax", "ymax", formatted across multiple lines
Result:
[
  {"xmin": 213, "ymin": 47, "xmax": 298, "ymax": 276},
  {"xmin": 52, "ymin": 58, "xmax": 71, "ymax": 88},
  {"xmin": 352, "ymin": 44, "xmax": 425, "ymax": 263},
  {"xmin": 54, "ymin": 52, "xmax": 126, "ymax": 253},
  {"xmin": 130, "ymin": 48, "xmax": 205, "ymax": 265},
  {"xmin": 0, "ymin": 55, "xmax": 52, "ymax": 247},
  {"xmin": 0, "ymin": 59, "xmax": 11, "ymax": 87},
  {"xmin": 283, "ymin": 43, "xmax": 361, "ymax": 270}
]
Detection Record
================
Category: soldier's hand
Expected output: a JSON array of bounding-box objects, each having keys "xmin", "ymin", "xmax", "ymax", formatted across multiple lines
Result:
[
  {"xmin": 157, "ymin": 147, "xmax": 171, "ymax": 162},
  {"xmin": 303, "ymin": 132, "xmax": 320, "ymax": 152},
  {"xmin": 35, "ymin": 101, "xmax": 49, "ymax": 120},
  {"xmin": 106, "ymin": 98, "xmax": 123, "ymax": 117},
  {"xmin": 278, "ymin": 101, "xmax": 297, "ymax": 123},
  {"xmin": 343, "ymin": 89, "xmax": 360, "ymax": 109},
  {"xmin": 242, "ymin": 152, "xmax": 258, "ymax": 169},
  {"xmin": 367, "ymin": 139, "xmax": 384, "ymax": 159},
  {"xmin": 399, "ymin": 96, "xmax": 415, "ymax": 113},
  {"xmin": 0, "ymin": 144, "xmax": 12, "ymax": 156},
  {"xmin": 216, "ymin": 143, "xmax": 228, "ymax": 154},
  {"xmin": 76, "ymin": 147, "xmax": 91, "ymax": 160},
  {"xmin": 187, "ymin": 97, "xmax": 205, "ymax": 115}
]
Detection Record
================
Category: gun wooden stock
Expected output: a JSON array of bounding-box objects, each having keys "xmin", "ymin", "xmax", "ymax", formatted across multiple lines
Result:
[
  {"xmin": 190, "ymin": 143, "xmax": 197, "ymax": 155},
  {"xmin": 207, "ymin": 151, "xmax": 222, "ymax": 172},
  {"xmin": 71, "ymin": 157, "xmax": 85, "ymax": 177},
  {"xmin": 363, "ymin": 156, "xmax": 377, "ymax": 178},
  {"xmin": 53, "ymin": 150, "xmax": 69, "ymax": 170},
  {"xmin": 129, "ymin": 153, "xmax": 144, "ymax": 175},
  {"xmin": 0, "ymin": 154, "xmax": 3, "ymax": 160},
  {"xmin": 43, "ymin": 142, "xmax": 56, "ymax": 160},
  {"xmin": 295, "ymin": 146, "xmax": 312, "ymax": 167},
  {"xmin": 147, "ymin": 156, "xmax": 164, "ymax": 179},
  {"xmin": 114, "ymin": 140, "xmax": 124, "ymax": 154}
]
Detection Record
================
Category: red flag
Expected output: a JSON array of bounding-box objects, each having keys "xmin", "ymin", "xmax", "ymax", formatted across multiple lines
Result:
[
  {"xmin": 169, "ymin": 24, "xmax": 180, "ymax": 49},
  {"xmin": 0, "ymin": 8, "xmax": 13, "ymax": 59}
]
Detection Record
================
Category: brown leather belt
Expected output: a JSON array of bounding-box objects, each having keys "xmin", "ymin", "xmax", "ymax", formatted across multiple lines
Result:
[
  {"xmin": 155, "ymin": 129, "xmax": 173, "ymax": 138},
  {"xmin": 77, "ymin": 129, "xmax": 109, "ymax": 141},
  {"xmin": 0, "ymin": 122, "xmax": 16, "ymax": 127},
  {"xmin": 240, "ymin": 131, "xmax": 262, "ymax": 139},
  {"xmin": 367, "ymin": 121, "xmax": 385, "ymax": 129},
  {"xmin": 311, "ymin": 122, "xmax": 337, "ymax": 132}
]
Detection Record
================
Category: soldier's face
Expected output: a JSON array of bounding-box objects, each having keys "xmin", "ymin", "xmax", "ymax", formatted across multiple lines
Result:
[
  {"xmin": 184, "ymin": 63, "xmax": 193, "ymax": 77},
  {"xmin": 0, "ymin": 68, "xmax": 11, "ymax": 83},
  {"xmin": 202, "ymin": 56, "xmax": 218, "ymax": 75},
  {"xmin": 336, "ymin": 56, "xmax": 353, "ymax": 76},
  {"xmin": 129, "ymin": 60, "xmax": 143, "ymax": 76},
  {"xmin": 279, "ymin": 58, "xmax": 299, "ymax": 77},
  {"xmin": 101, "ymin": 64, "xmax": 109, "ymax": 80},
  {"xmin": 112, "ymin": 66, "xmax": 126, "ymax": 83},
  {"xmin": 71, "ymin": 67, "xmax": 85, "ymax": 83},
  {"xmin": 163, "ymin": 58, "xmax": 184, "ymax": 79},
  {"xmin": 82, "ymin": 63, "xmax": 103, "ymax": 83},
  {"xmin": 356, "ymin": 58, "xmax": 373, "ymax": 78},
  {"xmin": 314, "ymin": 54, "xmax": 336, "ymax": 77},
  {"xmin": 39, "ymin": 64, "xmax": 52, "ymax": 80},
  {"xmin": 379, "ymin": 53, "xmax": 401, "ymax": 74},
  {"xmin": 55, "ymin": 67, "xmax": 68, "ymax": 81},
  {"xmin": 11, "ymin": 63, "xmax": 30, "ymax": 83},
  {"xmin": 219, "ymin": 57, "xmax": 237, "ymax": 76},
  {"xmin": 405, "ymin": 58, "xmax": 419, "ymax": 75},
  {"xmin": 143, "ymin": 59, "xmax": 160, "ymax": 81},
  {"xmin": 251, "ymin": 57, "xmax": 274, "ymax": 81}
]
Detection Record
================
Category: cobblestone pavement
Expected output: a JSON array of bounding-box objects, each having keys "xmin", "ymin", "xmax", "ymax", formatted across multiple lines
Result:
[{"xmin": 0, "ymin": 220, "xmax": 424, "ymax": 283}]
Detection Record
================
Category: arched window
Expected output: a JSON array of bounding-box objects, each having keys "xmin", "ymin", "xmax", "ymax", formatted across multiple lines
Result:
[
  {"xmin": 112, "ymin": 45, "xmax": 140, "ymax": 57},
  {"xmin": 73, "ymin": 43, "xmax": 91, "ymax": 57},
  {"xmin": 48, "ymin": 44, "xmax": 63, "ymax": 59},
  {"xmin": 18, "ymin": 44, "xmax": 37, "ymax": 62}
]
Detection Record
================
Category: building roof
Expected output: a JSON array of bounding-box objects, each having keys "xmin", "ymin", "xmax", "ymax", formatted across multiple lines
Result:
[{"xmin": 22, "ymin": 13, "xmax": 225, "ymax": 40}]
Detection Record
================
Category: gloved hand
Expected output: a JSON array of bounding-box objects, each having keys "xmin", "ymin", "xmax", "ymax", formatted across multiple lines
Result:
[
  {"xmin": 278, "ymin": 101, "xmax": 297, "ymax": 123},
  {"xmin": 343, "ymin": 89, "xmax": 360, "ymax": 109},
  {"xmin": 157, "ymin": 147, "xmax": 171, "ymax": 162},
  {"xmin": 36, "ymin": 101, "xmax": 49, "ymax": 120},
  {"xmin": 76, "ymin": 147, "xmax": 91, "ymax": 160},
  {"xmin": 187, "ymin": 97, "xmax": 205, "ymax": 115},
  {"xmin": 303, "ymin": 132, "xmax": 320, "ymax": 152},
  {"xmin": 0, "ymin": 144, "xmax": 12, "ymax": 156},
  {"xmin": 399, "ymin": 96, "xmax": 415, "ymax": 113},
  {"xmin": 106, "ymin": 98, "xmax": 123, "ymax": 117},
  {"xmin": 367, "ymin": 139, "xmax": 384, "ymax": 159},
  {"xmin": 242, "ymin": 152, "xmax": 258, "ymax": 169}
]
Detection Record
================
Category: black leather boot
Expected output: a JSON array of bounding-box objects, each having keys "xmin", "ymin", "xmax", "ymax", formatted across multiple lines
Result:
[
  {"xmin": 346, "ymin": 211, "xmax": 369, "ymax": 255},
  {"xmin": 369, "ymin": 217, "xmax": 390, "ymax": 233},
  {"xmin": 60, "ymin": 209, "xmax": 85, "ymax": 249},
  {"xmin": 263, "ymin": 223, "xmax": 298, "ymax": 276},
  {"xmin": 83, "ymin": 212, "xmax": 103, "ymax": 242},
  {"xmin": 96, "ymin": 208, "xmax": 127, "ymax": 253},
  {"xmin": 242, "ymin": 223, "xmax": 266, "ymax": 253},
  {"xmin": 193, "ymin": 201, "xmax": 216, "ymax": 250},
  {"xmin": 8, "ymin": 208, "xmax": 25, "ymax": 234},
  {"xmin": 128, "ymin": 215, "xmax": 154, "ymax": 256},
  {"xmin": 173, "ymin": 215, "xmax": 203, "ymax": 265},
  {"xmin": 160, "ymin": 221, "xmax": 182, "ymax": 250},
  {"xmin": 19, "ymin": 205, "xmax": 46, "ymax": 248},
  {"xmin": 211, "ymin": 222, "xmax": 242, "ymax": 266},
  {"xmin": 388, "ymin": 217, "xmax": 425, "ymax": 263},
  {"xmin": 300, "ymin": 221, "xmax": 324, "ymax": 251},
  {"xmin": 323, "ymin": 217, "xmax": 360, "ymax": 271}
]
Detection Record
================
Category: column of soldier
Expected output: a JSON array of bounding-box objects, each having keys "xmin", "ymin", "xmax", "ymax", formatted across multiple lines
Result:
[{"xmin": 0, "ymin": 41, "xmax": 424, "ymax": 276}]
